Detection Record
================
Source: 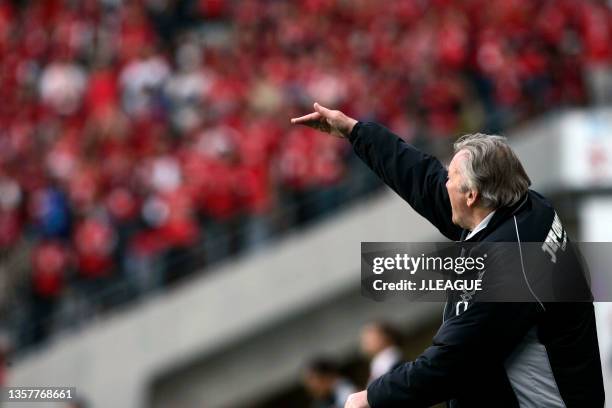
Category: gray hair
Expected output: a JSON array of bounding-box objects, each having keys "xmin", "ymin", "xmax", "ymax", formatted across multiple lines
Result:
[{"xmin": 453, "ymin": 133, "xmax": 531, "ymax": 209}]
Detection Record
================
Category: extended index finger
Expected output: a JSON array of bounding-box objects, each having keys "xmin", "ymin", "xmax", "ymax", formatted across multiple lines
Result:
[{"xmin": 290, "ymin": 111, "xmax": 321, "ymax": 125}]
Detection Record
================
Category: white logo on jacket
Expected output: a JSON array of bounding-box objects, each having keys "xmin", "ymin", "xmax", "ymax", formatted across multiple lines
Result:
[{"xmin": 541, "ymin": 212, "xmax": 567, "ymax": 263}]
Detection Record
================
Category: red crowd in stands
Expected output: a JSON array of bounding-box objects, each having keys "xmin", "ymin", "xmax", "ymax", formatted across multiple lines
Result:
[{"xmin": 0, "ymin": 0, "xmax": 609, "ymax": 347}]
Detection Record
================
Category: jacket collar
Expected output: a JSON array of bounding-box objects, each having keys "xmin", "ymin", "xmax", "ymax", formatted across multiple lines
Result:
[
  {"xmin": 461, "ymin": 192, "xmax": 530, "ymax": 242},
  {"xmin": 465, "ymin": 210, "xmax": 496, "ymax": 240}
]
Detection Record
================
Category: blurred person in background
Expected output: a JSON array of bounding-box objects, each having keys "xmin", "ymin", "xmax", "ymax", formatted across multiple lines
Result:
[
  {"xmin": 360, "ymin": 321, "xmax": 403, "ymax": 385},
  {"xmin": 303, "ymin": 358, "xmax": 357, "ymax": 408},
  {"xmin": 28, "ymin": 240, "xmax": 70, "ymax": 345}
]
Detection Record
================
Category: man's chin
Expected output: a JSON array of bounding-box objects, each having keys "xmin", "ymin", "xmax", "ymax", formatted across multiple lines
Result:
[{"xmin": 451, "ymin": 216, "xmax": 466, "ymax": 229}]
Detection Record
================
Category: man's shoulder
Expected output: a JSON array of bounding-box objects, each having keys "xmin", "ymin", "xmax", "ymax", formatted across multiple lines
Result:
[{"xmin": 527, "ymin": 189, "xmax": 554, "ymax": 209}]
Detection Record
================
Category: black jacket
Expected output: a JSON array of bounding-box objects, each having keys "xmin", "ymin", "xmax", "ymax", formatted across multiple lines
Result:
[{"xmin": 348, "ymin": 121, "xmax": 605, "ymax": 408}]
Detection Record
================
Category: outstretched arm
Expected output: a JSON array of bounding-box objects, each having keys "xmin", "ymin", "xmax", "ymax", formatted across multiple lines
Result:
[{"xmin": 291, "ymin": 103, "xmax": 461, "ymax": 241}]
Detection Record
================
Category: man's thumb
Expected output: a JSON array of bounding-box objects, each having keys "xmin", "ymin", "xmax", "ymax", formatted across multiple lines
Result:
[{"xmin": 314, "ymin": 102, "xmax": 332, "ymax": 117}]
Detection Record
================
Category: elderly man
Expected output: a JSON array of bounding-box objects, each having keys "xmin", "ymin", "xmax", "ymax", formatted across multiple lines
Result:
[{"xmin": 291, "ymin": 104, "xmax": 604, "ymax": 408}]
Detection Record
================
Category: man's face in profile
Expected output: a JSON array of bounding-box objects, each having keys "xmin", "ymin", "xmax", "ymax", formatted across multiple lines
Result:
[{"xmin": 446, "ymin": 151, "xmax": 471, "ymax": 229}]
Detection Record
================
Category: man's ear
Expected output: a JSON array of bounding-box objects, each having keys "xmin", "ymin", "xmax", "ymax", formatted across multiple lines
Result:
[{"xmin": 466, "ymin": 189, "xmax": 479, "ymax": 208}]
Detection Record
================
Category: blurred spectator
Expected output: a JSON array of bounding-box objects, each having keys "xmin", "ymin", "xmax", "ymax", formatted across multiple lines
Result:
[
  {"xmin": 0, "ymin": 175, "xmax": 23, "ymax": 248},
  {"xmin": 360, "ymin": 321, "xmax": 403, "ymax": 384},
  {"xmin": 303, "ymin": 357, "xmax": 357, "ymax": 408},
  {"xmin": 74, "ymin": 217, "xmax": 116, "ymax": 282},
  {"xmin": 119, "ymin": 46, "xmax": 170, "ymax": 118},
  {"xmin": 39, "ymin": 55, "xmax": 87, "ymax": 116},
  {"xmin": 164, "ymin": 40, "xmax": 213, "ymax": 133},
  {"xmin": 28, "ymin": 240, "xmax": 71, "ymax": 344},
  {"xmin": 29, "ymin": 185, "xmax": 71, "ymax": 239}
]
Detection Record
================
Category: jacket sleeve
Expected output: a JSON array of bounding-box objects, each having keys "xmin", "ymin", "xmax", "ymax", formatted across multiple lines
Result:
[
  {"xmin": 366, "ymin": 302, "xmax": 538, "ymax": 407},
  {"xmin": 348, "ymin": 121, "xmax": 461, "ymax": 241}
]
